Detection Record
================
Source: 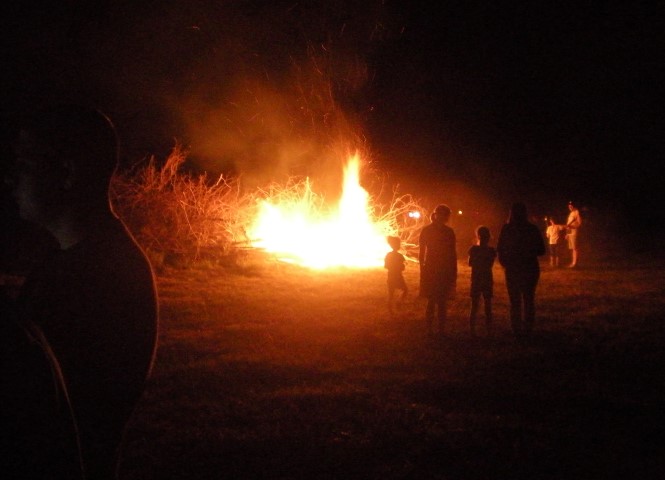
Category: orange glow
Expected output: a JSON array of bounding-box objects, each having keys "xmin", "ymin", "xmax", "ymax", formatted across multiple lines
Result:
[{"xmin": 248, "ymin": 153, "xmax": 396, "ymax": 269}]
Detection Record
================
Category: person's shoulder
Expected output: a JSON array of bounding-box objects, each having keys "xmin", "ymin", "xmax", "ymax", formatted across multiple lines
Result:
[
  {"xmin": 441, "ymin": 224, "xmax": 455, "ymax": 238},
  {"xmin": 496, "ymin": 223, "xmax": 511, "ymax": 238},
  {"xmin": 526, "ymin": 222, "xmax": 542, "ymax": 235}
]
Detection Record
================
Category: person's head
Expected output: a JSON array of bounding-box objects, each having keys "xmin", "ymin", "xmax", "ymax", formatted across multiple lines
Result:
[
  {"xmin": 433, "ymin": 204, "xmax": 451, "ymax": 224},
  {"xmin": 568, "ymin": 201, "xmax": 576, "ymax": 211},
  {"xmin": 10, "ymin": 104, "xmax": 119, "ymax": 227},
  {"xmin": 507, "ymin": 202, "xmax": 528, "ymax": 224},
  {"xmin": 475, "ymin": 225, "xmax": 490, "ymax": 244},
  {"xmin": 387, "ymin": 235, "xmax": 401, "ymax": 251},
  {"xmin": 548, "ymin": 216, "xmax": 556, "ymax": 226}
]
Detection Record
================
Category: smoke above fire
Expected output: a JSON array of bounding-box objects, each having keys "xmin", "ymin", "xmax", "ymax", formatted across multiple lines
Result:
[
  {"xmin": 179, "ymin": 64, "xmax": 369, "ymax": 195},
  {"xmin": 9, "ymin": 1, "xmax": 513, "ymax": 253}
]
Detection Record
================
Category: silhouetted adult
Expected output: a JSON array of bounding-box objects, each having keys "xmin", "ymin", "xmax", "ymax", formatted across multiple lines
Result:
[
  {"xmin": 497, "ymin": 202, "xmax": 546, "ymax": 340},
  {"xmin": 1, "ymin": 312, "xmax": 84, "ymax": 479},
  {"xmin": 9, "ymin": 104, "xmax": 159, "ymax": 479},
  {"xmin": 419, "ymin": 204, "xmax": 457, "ymax": 337}
]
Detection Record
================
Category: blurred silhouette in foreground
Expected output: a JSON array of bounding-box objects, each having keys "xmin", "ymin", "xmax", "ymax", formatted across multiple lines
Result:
[
  {"xmin": 419, "ymin": 204, "xmax": 457, "ymax": 338},
  {"xmin": 1, "ymin": 288, "xmax": 84, "ymax": 478},
  {"xmin": 497, "ymin": 202, "xmax": 546, "ymax": 340},
  {"xmin": 6, "ymin": 104, "xmax": 159, "ymax": 479}
]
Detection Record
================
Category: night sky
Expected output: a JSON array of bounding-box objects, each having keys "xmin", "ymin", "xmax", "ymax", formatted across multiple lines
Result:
[{"xmin": 2, "ymin": 1, "xmax": 663, "ymax": 234}]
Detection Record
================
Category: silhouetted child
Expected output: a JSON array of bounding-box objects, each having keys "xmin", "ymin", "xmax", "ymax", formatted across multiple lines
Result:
[
  {"xmin": 385, "ymin": 236, "xmax": 408, "ymax": 315},
  {"xmin": 468, "ymin": 226, "xmax": 496, "ymax": 336},
  {"xmin": 545, "ymin": 217, "xmax": 565, "ymax": 267}
]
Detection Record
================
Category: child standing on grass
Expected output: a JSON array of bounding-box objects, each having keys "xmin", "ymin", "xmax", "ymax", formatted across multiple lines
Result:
[
  {"xmin": 385, "ymin": 236, "xmax": 408, "ymax": 315},
  {"xmin": 545, "ymin": 217, "xmax": 565, "ymax": 267},
  {"xmin": 468, "ymin": 226, "xmax": 496, "ymax": 337}
]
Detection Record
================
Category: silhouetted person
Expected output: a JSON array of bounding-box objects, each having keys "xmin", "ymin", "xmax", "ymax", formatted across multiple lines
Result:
[
  {"xmin": 384, "ymin": 235, "xmax": 408, "ymax": 316},
  {"xmin": 497, "ymin": 202, "xmax": 546, "ymax": 340},
  {"xmin": 468, "ymin": 225, "xmax": 496, "ymax": 337},
  {"xmin": 2, "ymin": 111, "xmax": 82, "ymax": 479},
  {"xmin": 8, "ymin": 104, "xmax": 159, "ymax": 479},
  {"xmin": 1, "ymin": 311, "xmax": 84, "ymax": 479},
  {"xmin": 565, "ymin": 200, "xmax": 582, "ymax": 268},
  {"xmin": 419, "ymin": 204, "xmax": 457, "ymax": 337}
]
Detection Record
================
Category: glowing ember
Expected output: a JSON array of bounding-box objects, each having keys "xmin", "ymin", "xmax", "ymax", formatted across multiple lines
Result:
[{"xmin": 248, "ymin": 153, "xmax": 396, "ymax": 269}]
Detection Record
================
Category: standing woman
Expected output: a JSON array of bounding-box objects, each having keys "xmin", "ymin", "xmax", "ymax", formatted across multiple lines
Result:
[
  {"xmin": 497, "ymin": 203, "xmax": 546, "ymax": 340},
  {"xmin": 419, "ymin": 204, "xmax": 457, "ymax": 337}
]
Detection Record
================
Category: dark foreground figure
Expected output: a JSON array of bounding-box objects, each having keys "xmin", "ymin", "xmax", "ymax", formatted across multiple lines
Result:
[
  {"xmin": 497, "ymin": 202, "xmax": 545, "ymax": 340},
  {"xmin": 3, "ymin": 104, "xmax": 158, "ymax": 479},
  {"xmin": 419, "ymin": 204, "xmax": 457, "ymax": 336}
]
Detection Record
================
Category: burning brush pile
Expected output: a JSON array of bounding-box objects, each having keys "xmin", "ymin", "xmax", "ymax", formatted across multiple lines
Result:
[{"xmin": 111, "ymin": 145, "xmax": 426, "ymax": 270}]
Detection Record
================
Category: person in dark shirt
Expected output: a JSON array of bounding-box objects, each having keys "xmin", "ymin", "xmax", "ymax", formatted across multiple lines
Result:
[
  {"xmin": 497, "ymin": 202, "xmax": 546, "ymax": 340},
  {"xmin": 384, "ymin": 235, "xmax": 408, "ymax": 316},
  {"xmin": 419, "ymin": 204, "xmax": 457, "ymax": 337},
  {"xmin": 467, "ymin": 225, "xmax": 496, "ymax": 337},
  {"xmin": 8, "ymin": 104, "xmax": 159, "ymax": 479}
]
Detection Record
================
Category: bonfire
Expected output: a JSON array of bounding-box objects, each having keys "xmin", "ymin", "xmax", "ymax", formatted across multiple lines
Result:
[
  {"xmin": 111, "ymin": 147, "xmax": 425, "ymax": 269},
  {"xmin": 249, "ymin": 152, "xmax": 403, "ymax": 269}
]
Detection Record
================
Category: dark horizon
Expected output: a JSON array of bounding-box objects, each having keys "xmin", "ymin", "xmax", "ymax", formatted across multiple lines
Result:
[{"xmin": 2, "ymin": 1, "xmax": 663, "ymax": 236}]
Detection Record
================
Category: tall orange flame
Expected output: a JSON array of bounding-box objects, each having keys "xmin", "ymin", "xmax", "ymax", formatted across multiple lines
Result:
[{"xmin": 248, "ymin": 153, "xmax": 395, "ymax": 269}]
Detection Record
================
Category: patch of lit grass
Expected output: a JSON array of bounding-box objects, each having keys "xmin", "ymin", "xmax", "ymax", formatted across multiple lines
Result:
[{"xmin": 120, "ymin": 259, "xmax": 665, "ymax": 479}]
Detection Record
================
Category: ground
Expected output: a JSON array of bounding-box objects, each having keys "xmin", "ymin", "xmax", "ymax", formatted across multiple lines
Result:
[{"xmin": 120, "ymin": 252, "xmax": 665, "ymax": 479}]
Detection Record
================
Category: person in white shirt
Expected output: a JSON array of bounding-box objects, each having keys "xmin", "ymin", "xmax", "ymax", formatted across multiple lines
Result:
[
  {"xmin": 545, "ymin": 217, "xmax": 565, "ymax": 267},
  {"xmin": 565, "ymin": 201, "xmax": 582, "ymax": 268}
]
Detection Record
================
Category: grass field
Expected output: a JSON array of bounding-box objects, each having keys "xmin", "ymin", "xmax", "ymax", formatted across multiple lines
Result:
[{"xmin": 119, "ymin": 251, "xmax": 665, "ymax": 479}]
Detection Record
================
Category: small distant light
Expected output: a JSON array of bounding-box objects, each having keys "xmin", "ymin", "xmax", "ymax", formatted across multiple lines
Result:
[
  {"xmin": 458, "ymin": 210, "xmax": 463, "ymax": 215},
  {"xmin": 408, "ymin": 211, "xmax": 421, "ymax": 219}
]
